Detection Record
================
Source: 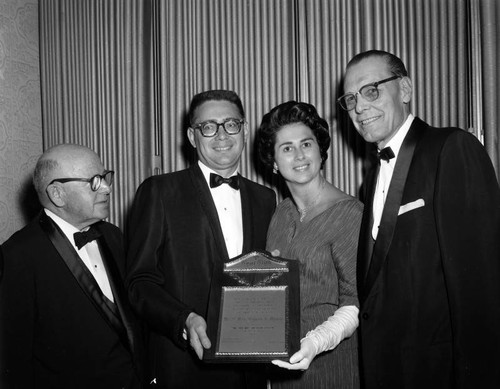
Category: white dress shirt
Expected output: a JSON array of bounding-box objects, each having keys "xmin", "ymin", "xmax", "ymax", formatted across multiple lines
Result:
[
  {"xmin": 372, "ymin": 114, "xmax": 415, "ymax": 240},
  {"xmin": 44, "ymin": 209, "xmax": 114, "ymax": 302},
  {"xmin": 198, "ymin": 161, "xmax": 243, "ymax": 259}
]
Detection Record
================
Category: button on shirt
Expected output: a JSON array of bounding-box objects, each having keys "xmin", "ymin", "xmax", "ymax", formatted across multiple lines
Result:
[
  {"xmin": 44, "ymin": 209, "xmax": 114, "ymax": 302},
  {"xmin": 199, "ymin": 161, "xmax": 243, "ymax": 259},
  {"xmin": 372, "ymin": 114, "xmax": 414, "ymax": 240}
]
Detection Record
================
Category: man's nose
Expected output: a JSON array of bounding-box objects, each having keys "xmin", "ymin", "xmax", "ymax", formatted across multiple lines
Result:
[
  {"xmin": 354, "ymin": 94, "xmax": 370, "ymax": 114},
  {"xmin": 99, "ymin": 180, "xmax": 112, "ymax": 194},
  {"xmin": 214, "ymin": 124, "xmax": 228, "ymax": 139}
]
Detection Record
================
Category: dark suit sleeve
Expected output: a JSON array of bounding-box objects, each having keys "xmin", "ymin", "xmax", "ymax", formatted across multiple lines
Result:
[
  {"xmin": 0, "ymin": 240, "xmax": 36, "ymax": 388},
  {"xmin": 126, "ymin": 178, "xmax": 193, "ymax": 348},
  {"xmin": 435, "ymin": 130, "xmax": 500, "ymax": 385}
]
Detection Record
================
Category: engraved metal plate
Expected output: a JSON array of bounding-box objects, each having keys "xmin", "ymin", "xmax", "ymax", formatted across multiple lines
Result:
[{"xmin": 204, "ymin": 250, "xmax": 300, "ymax": 363}]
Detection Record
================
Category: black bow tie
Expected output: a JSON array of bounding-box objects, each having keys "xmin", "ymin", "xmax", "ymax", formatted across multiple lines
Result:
[
  {"xmin": 377, "ymin": 147, "xmax": 395, "ymax": 162},
  {"xmin": 74, "ymin": 226, "xmax": 102, "ymax": 249},
  {"xmin": 209, "ymin": 173, "xmax": 239, "ymax": 190}
]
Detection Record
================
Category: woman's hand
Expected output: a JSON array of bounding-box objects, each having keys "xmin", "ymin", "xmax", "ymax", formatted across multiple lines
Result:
[{"xmin": 271, "ymin": 338, "xmax": 317, "ymax": 370}]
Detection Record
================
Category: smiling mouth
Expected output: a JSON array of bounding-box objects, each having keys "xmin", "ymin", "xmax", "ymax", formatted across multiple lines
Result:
[
  {"xmin": 294, "ymin": 164, "xmax": 309, "ymax": 171},
  {"xmin": 359, "ymin": 116, "xmax": 381, "ymax": 126},
  {"xmin": 214, "ymin": 145, "xmax": 232, "ymax": 152}
]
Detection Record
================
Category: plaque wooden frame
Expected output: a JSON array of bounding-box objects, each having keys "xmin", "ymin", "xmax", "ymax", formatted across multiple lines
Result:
[{"xmin": 203, "ymin": 250, "xmax": 300, "ymax": 363}]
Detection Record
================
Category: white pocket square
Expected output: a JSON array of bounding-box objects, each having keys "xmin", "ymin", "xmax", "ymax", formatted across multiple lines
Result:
[{"xmin": 398, "ymin": 199, "xmax": 425, "ymax": 215}]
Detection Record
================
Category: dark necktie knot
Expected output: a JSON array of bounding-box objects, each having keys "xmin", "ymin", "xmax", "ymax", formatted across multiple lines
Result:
[
  {"xmin": 377, "ymin": 147, "xmax": 395, "ymax": 162},
  {"xmin": 74, "ymin": 226, "xmax": 102, "ymax": 249},
  {"xmin": 209, "ymin": 173, "xmax": 239, "ymax": 190}
]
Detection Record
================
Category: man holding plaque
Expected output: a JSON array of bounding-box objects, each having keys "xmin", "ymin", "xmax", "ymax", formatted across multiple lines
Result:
[{"xmin": 126, "ymin": 90, "xmax": 276, "ymax": 388}]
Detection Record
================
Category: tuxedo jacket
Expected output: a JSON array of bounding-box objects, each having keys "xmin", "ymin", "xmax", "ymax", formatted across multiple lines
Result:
[
  {"xmin": 126, "ymin": 164, "xmax": 276, "ymax": 388},
  {"xmin": 357, "ymin": 117, "xmax": 500, "ymax": 389},
  {"xmin": 0, "ymin": 212, "xmax": 145, "ymax": 389}
]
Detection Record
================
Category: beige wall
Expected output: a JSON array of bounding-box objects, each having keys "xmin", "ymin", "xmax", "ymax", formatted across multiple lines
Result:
[{"xmin": 0, "ymin": 0, "xmax": 42, "ymax": 244}]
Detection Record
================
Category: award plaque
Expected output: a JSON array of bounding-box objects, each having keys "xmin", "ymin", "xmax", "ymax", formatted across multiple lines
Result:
[{"xmin": 203, "ymin": 250, "xmax": 300, "ymax": 363}]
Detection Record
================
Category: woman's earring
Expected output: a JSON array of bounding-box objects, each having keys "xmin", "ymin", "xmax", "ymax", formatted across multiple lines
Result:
[{"xmin": 273, "ymin": 162, "xmax": 278, "ymax": 174}]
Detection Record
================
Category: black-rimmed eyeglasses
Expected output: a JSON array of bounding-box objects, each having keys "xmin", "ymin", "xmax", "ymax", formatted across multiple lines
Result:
[
  {"xmin": 337, "ymin": 75, "xmax": 401, "ymax": 111},
  {"xmin": 191, "ymin": 118, "xmax": 245, "ymax": 138},
  {"xmin": 47, "ymin": 171, "xmax": 114, "ymax": 192}
]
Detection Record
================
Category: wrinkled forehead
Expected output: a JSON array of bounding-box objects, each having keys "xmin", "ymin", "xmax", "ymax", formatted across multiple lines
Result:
[{"xmin": 344, "ymin": 57, "xmax": 392, "ymax": 91}]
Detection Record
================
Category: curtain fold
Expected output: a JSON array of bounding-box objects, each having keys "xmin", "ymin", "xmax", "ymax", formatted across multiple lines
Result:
[{"xmin": 479, "ymin": 0, "xmax": 499, "ymax": 175}]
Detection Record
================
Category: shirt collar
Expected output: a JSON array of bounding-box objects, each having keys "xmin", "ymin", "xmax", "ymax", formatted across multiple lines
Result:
[
  {"xmin": 44, "ymin": 208, "xmax": 86, "ymax": 250},
  {"xmin": 383, "ymin": 114, "xmax": 414, "ymax": 160}
]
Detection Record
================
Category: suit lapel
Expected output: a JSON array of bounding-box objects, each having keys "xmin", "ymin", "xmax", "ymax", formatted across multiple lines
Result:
[
  {"xmin": 364, "ymin": 122, "xmax": 423, "ymax": 296},
  {"xmin": 39, "ymin": 213, "xmax": 128, "ymax": 342},
  {"xmin": 189, "ymin": 165, "xmax": 230, "ymax": 262},
  {"xmin": 94, "ymin": 225, "xmax": 136, "ymax": 353},
  {"xmin": 357, "ymin": 163, "xmax": 379, "ymax": 297}
]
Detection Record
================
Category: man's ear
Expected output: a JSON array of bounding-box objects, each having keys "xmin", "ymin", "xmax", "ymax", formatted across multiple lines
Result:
[
  {"xmin": 187, "ymin": 127, "xmax": 197, "ymax": 148},
  {"xmin": 400, "ymin": 76, "xmax": 412, "ymax": 104},
  {"xmin": 46, "ymin": 184, "xmax": 65, "ymax": 208}
]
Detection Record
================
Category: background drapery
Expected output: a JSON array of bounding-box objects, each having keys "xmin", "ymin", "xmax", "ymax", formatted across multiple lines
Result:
[{"xmin": 39, "ymin": 0, "xmax": 499, "ymax": 229}]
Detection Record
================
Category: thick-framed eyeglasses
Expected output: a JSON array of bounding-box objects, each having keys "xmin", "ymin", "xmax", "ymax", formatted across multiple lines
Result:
[
  {"xmin": 191, "ymin": 118, "xmax": 245, "ymax": 137},
  {"xmin": 47, "ymin": 170, "xmax": 114, "ymax": 192},
  {"xmin": 337, "ymin": 75, "xmax": 401, "ymax": 111}
]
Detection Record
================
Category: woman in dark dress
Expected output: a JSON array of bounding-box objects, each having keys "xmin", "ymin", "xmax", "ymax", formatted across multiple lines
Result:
[{"xmin": 258, "ymin": 101, "xmax": 362, "ymax": 389}]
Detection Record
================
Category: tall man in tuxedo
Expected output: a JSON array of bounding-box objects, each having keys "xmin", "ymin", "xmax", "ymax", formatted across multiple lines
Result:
[
  {"xmin": 0, "ymin": 144, "xmax": 145, "ymax": 389},
  {"xmin": 338, "ymin": 50, "xmax": 500, "ymax": 388},
  {"xmin": 126, "ymin": 90, "xmax": 276, "ymax": 388}
]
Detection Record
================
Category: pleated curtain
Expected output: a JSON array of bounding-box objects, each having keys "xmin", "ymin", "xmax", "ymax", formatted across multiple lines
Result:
[{"xmin": 39, "ymin": 0, "xmax": 499, "ymax": 229}]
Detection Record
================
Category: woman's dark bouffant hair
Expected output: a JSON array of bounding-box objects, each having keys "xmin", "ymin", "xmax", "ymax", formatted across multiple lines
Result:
[{"xmin": 257, "ymin": 101, "xmax": 331, "ymax": 169}]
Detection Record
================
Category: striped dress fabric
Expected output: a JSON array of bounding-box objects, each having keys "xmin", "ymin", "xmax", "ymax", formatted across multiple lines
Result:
[{"xmin": 266, "ymin": 197, "xmax": 363, "ymax": 389}]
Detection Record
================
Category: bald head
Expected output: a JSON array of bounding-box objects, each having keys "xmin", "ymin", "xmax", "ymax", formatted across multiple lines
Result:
[
  {"xmin": 34, "ymin": 144, "xmax": 112, "ymax": 229},
  {"xmin": 34, "ymin": 144, "xmax": 100, "ymax": 201}
]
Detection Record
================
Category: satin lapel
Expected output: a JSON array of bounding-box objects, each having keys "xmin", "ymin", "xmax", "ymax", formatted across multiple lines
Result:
[
  {"xmin": 238, "ymin": 175, "xmax": 253, "ymax": 254},
  {"xmin": 93, "ymin": 224, "xmax": 136, "ymax": 353},
  {"xmin": 364, "ymin": 124, "xmax": 422, "ymax": 295},
  {"xmin": 358, "ymin": 163, "xmax": 379, "ymax": 299},
  {"xmin": 189, "ymin": 165, "xmax": 229, "ymax": 262},
  {"xmin": 39, "ymin": 213, "xmax": 127, "ymax": 338}
]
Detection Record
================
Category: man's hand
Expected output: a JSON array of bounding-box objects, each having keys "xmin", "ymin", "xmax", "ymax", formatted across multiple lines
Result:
[
  {"xmin": 271, "ymin": 337, "xmax": 317, "ymax": 370},
  {"xmin": 185, "ymin": 312, "xmax": 211, "ymax": 360}
]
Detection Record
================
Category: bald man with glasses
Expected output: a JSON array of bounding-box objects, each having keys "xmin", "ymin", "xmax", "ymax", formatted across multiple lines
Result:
[
  {"xmin": 0, "ymin": 144, "xmax": 145, "ymax": 389},
  {"xmin": 339, "ymin": 50, "xmax": 500, "ymax": 388}
]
